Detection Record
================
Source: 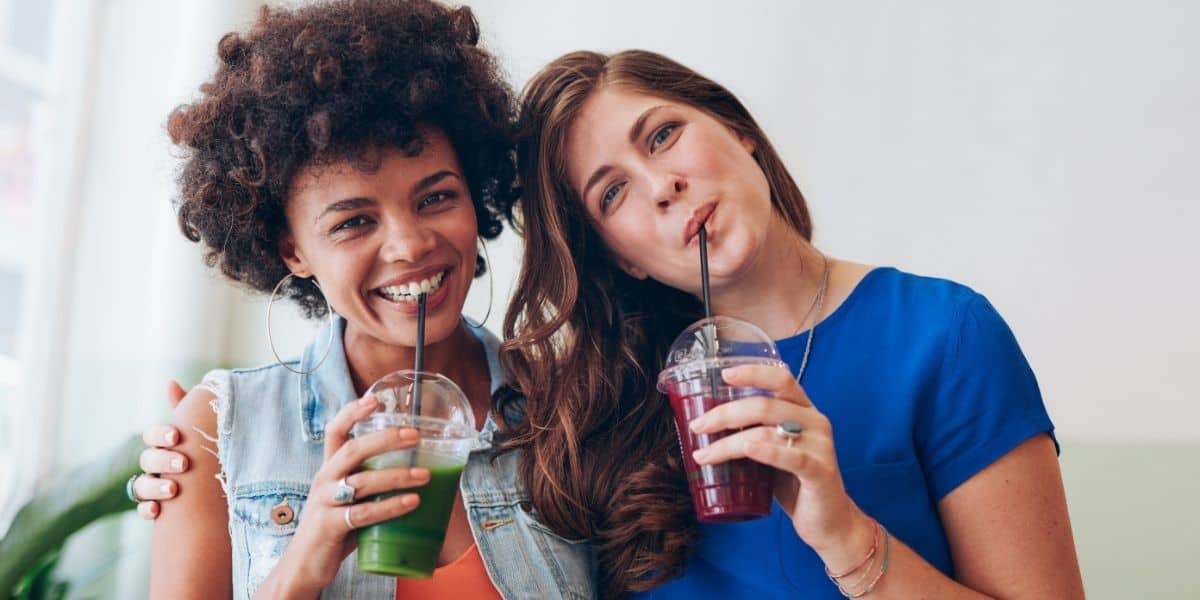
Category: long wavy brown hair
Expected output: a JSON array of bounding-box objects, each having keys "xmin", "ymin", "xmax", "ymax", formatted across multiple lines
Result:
[{"xmin": 499, "ymin": 50, "xmax": 813, "ymax": 596}]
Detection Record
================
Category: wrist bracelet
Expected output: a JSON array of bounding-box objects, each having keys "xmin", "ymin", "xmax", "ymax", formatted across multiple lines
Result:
[
  {"xmin": 825, "ymin": 520, "xmax": 880, "ymax": 580},
  {"xmin": 838, "ymin": 524, "xmax": 891, "ymax": 598}
]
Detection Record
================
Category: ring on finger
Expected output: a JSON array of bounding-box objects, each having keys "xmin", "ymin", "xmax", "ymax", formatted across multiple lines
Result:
[
  {"xmin": 343, "ymin": 506, "xmax": 357, "ymax": 530},
  {"xmin": 332, "ymin": 477, "xmax": 356, "ymax": 505},
  {"xmin": 126, "ymin": 474, "xmax": 145, "ymax": 503},
  {"xmin": 776, "ymin": 421, "xmax": 803, "ymax": 449}
]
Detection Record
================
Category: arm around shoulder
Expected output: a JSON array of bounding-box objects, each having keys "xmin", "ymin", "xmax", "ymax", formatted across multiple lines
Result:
[{"xmin": 148, "ymin": 386, "xmax": 233, "ymax": 599}]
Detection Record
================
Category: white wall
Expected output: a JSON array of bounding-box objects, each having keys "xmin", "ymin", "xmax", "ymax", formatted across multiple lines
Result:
[{"xmin": 445, "ymin": 0, "xmax": 1200, "ymax": 444}]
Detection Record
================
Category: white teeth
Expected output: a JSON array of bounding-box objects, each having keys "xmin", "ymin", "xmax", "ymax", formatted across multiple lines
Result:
[{"xmin": 377, "ymin": 271, "xmax": 446, "ymax": 302}]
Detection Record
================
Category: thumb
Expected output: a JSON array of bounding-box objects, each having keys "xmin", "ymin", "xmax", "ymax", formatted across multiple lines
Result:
[{"xmin": 167, "ymin": 380, "xmax": 187, "ymax": 407}]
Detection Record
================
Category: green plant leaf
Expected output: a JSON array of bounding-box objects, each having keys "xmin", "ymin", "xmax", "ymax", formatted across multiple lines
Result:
[
  {"xmin": 11, "ymin": 549, "xmax": 60, "ymax": 600},
  {"xmin": 0, "ymin": 434, "xmax": 141, "ymax": 597}
]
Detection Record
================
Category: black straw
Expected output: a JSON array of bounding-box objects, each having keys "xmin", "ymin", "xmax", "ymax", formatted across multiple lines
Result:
[
  {"xmin": 699, "ymin": 228, "xmax": 712, "ymax": 318},
  {"xmin": 698, "ymin": 228, "xmax": 720, "ymax": 394},
  {"xmin": 412, "ymin": 292, "xmax": 427, "ymax": 416}
]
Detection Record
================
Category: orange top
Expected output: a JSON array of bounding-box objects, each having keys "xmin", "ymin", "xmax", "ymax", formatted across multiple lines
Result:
[{"xmin": 394, "ymin": 543, "xmax": 502, "ymax": 599}]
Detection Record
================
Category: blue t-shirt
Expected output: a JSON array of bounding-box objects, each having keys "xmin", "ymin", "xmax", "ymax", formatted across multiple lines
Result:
[{"xmin": 635, "ymin": 267, "xmax": 1056, "ymax": 599}]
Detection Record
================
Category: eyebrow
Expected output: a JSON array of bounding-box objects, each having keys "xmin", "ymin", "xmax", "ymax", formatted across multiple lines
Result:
[
  {"xmin": 314, "ymin": 170, "xmax": 462, "ymax": 224},
  {"xmin": 579, "ymin": 105, "xmax": 669, "ymax": 202},
  {"xmin": 315, "ymin": 196, "xmax": 374, "ymax": 224},
  {"xmin": 412, "ymin": 170, "xmax": 460, "ymax": 195}
]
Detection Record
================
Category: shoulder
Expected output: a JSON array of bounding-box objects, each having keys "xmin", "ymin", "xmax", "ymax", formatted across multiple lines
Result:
[
  {"xmin": 164, "ymin": 385, "xmax": 227, "ymax": 507},
  {"xmin": 866, "ymin": 267, "xmax": 980, "ymax": 310},
  {"xmin": 839, "ymin": 266, "xmax": 987, "ymax": 334},
  {"xmin": 173, "ymin": 384, "xmax": 219, "ymax": 437}
]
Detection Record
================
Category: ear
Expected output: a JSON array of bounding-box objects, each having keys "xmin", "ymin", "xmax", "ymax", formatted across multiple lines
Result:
[
  {"xmin": 615, "ymin": 256, "xmax": 649, "ymax": 280},
  {"xmin": 277, "ymin": 232, "xmax": 312, "ymax": 278}
]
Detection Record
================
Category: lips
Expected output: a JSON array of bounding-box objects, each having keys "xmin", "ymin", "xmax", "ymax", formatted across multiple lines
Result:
[{"xmin": 683, "ymin": 202, "xmax": 717, "ymax": 245}]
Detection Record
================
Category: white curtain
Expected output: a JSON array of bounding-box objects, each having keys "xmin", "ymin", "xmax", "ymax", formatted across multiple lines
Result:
[{"xmin": 6, "ymin": 1, "xmax": 261, "ymax": 596}]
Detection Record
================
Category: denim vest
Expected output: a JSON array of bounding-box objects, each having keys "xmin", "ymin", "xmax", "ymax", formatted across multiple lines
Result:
[{"xmin": 206, "ymin": 318, "xmax": 595, "ymax": 599}]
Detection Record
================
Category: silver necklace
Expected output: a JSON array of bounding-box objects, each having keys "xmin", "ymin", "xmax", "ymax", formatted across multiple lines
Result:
[{"xmin": 792, "ymin": 252, "xmax": 830, "ymax": 383}]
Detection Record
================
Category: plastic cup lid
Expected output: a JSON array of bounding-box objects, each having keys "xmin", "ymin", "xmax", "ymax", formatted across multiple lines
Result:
[
  {"xmin": 352, "ymin": 370, "xmax": 476, "ymax": 439},
  {"xmin": 657, "ymin": 316, "xmax": 784, "ymax": 391}
]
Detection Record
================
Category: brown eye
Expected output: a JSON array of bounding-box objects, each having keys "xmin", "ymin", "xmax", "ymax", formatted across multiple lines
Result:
[
  {"xmin": 332, "ymin": 215, "xmax": 371, "ymax": 233},
  {"xmin": 418, "ymin": 191, "xmax": 456, "ymax": 210}
]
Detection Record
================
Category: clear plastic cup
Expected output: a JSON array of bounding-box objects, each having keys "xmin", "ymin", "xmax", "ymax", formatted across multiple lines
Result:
[
  {"xmin": 658, "ymin": 316, "xmax": 785, "ymax": 522},
  {"xmin": 351, "ymin": 370, "xmax": 480, "ymax": 578}
]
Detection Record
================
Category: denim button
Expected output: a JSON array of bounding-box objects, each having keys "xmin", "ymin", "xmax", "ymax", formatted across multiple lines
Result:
[{"xmin": 271, "ymin": 498, "xmax": 294, "ymax": 525}]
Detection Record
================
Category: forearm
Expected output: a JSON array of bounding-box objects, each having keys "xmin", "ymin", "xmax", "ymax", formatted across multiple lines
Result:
[
  {"xmin": 815, "ymin": 509, "xmax": 1084, "ymax": 599},
  {"xmin": 818, "ymin": 519, "xmax": 994, "ymax": 600}
]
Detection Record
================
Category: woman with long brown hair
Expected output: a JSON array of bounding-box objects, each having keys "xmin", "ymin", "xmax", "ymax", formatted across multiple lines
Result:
[{"xmin": 502, "ymin": 49, "xmax": 1084, "ymax": 599}]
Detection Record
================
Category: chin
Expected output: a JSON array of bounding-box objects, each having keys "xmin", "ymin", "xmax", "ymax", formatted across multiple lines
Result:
[{"xmin": 713, "ymin": 232, "xmax": 762, "ymax": 281}]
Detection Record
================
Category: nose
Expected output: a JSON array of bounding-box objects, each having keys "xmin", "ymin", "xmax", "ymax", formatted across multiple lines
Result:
[
  {"xmin": 653, "ymin": 172, "xmax": 687, "ymax": 210},
  {"xmin": 379, "ymin": 217, "xmax": 437, "ymax": 264}
]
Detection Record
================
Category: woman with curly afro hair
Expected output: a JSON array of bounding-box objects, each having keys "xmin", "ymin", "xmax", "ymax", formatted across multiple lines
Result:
[{"xmin": 145, "ymin": 1, "xmax": 594, "ymax": 598}]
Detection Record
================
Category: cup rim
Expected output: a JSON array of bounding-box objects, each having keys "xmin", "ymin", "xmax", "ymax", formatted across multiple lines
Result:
[{"xmin": 656, "ymin": 355, "xmax": 786, "ymax": 391}]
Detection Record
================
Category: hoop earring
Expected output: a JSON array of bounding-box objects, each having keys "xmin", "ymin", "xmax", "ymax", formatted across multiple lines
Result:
[
  {"xmin": 469, "ymin": 236, "xmax": 494, "ymax": 328},
  {"xmin": 267, "ymin": 273, "xmax": 335, "ymax": 375}
]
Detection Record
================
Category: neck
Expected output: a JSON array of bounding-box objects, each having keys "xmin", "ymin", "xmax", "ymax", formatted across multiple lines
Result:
[
  {"xmin": 342, "ymin": 319, "xmax": 485, "ymax": 405},
  {"xmin": 709, "ymin": 214, "xmax": 828, "ymax": 339}
]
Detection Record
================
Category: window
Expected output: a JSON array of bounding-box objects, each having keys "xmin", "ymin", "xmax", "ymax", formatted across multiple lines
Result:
[{"xmin": 0, "ymin": 0, "xmax": 54, "ymax": 523}]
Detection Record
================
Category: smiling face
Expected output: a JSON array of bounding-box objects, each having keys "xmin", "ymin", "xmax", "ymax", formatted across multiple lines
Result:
[
  {"xmin": 279, "ymin": 127, "xmax": 477, "ymax": 348},
  {"xmin": 563, "ymin": 86, "xmax": 774, "ymax": 295}
]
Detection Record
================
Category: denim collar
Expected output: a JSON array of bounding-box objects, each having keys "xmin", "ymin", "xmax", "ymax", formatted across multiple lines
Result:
[{"xmin": 299, "ymin": 316, "xmax": 505, "ymax": 443}]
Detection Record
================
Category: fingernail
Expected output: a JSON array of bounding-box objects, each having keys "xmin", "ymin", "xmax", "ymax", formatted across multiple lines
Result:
[
  {"xmin": 171, "ymin": 458, "xmax": 184, "ymax": 471},
  {"xmin": 359, "ymin": 395, "xmax": 376, "ymax": 407},
  {"xmin": 688, "ymin": 417, "xmax": 706, "ymax": 433},
  {"xmin": 161, "ymin": 481, "xmax": 174, "ymax": 495},
  {"xmin": 692, "ymin": 448, "xmax": 709, "ymax": 462},
  {"xmin": 402, "ymin": 494, "xmax": 420, "ymax": 507},
  {"xmin": 410, "ymin": 468, "xmax": 430, "ymax": 481},
  {"xmin": 165, "ymin": 430, "xmax": 178, "ymax": 445},
  {"xmin": 398, "ymin": 428, "xmax": 419, "ymax": 441}
]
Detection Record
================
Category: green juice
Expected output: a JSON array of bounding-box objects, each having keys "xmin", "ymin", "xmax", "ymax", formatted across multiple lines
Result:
[{"xmin": 356, "ymin": 457, "xmax": 466, "ymax": 578}]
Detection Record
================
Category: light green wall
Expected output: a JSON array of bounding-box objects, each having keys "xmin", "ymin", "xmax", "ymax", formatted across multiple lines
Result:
[
  {"xmin": 41, "ymin": 439, "xmax": 1200, "ymax": 598},
  {"xmin": 1060, "ymin": 442, "xmax": 1200, "ymax": 599}
]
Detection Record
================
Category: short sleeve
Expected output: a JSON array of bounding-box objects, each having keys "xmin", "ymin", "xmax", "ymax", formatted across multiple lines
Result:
[{"xmin": 917, "ymin": 293, "xmax": 1056, "ymax": 501}]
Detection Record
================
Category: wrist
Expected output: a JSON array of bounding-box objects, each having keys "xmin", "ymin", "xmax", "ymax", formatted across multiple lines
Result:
[
  {"xmin": 813, "ymin": 509, "xmax": 878, "ymax": 576},
  {"xmin": 255, "ymin": 551, "xmax": 328, "ymax": 600}
]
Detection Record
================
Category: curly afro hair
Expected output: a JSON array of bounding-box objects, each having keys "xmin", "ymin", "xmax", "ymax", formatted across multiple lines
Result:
[{"xmin": 167, "ymin": 0, "xmax": 518, "ymax": 318}]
